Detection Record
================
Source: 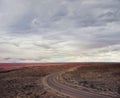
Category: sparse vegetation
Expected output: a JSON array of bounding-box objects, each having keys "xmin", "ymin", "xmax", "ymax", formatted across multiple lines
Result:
[
  {"xmin": 0, "ymin": 63, "xmax": 120, "ymax": 97},
  {"xmin": 0, "ymin": 65, "xmax": 71, "ymax": 98},
  {"xmin": 62, "ymin": 63, "xmax": 120, "ymax": 96}
]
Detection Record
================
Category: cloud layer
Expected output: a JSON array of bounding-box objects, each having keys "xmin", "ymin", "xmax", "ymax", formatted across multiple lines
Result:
[{"xmin": 0, "ymin": 0, "xmax": 120, "ymax": 62}]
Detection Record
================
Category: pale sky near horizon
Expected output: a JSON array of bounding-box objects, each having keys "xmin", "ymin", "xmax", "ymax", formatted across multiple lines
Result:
[{"xmin": 0, "ymin": 0, "xmax": 120, "ymax": 62}]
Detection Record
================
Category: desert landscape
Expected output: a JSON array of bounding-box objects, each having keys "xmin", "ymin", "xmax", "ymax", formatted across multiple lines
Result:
[
  {"xmin": 0, "ymin": 0, "xmax": 120, "ymax": 98},
  {"xmin": 0, "ymin": 63, "xmax": 73, "ymax": 98},
  {"xmin": 61, "ymin": 63, "xmax": 120, "ymax": 97},
  {"xmin": 0, "ymin": 63, "xmax": 120, "ymax": 98}
]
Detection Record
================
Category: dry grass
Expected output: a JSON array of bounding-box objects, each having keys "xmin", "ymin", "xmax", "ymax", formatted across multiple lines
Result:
[
  {"xmin": 62, "ymin": 63, "xmax": 120, "ymax": 96},
  {"xmin": 1, "ymin": 63, "xmax": 119, "ymax": 98},
  {"xmin": 0, "ymin": 65, "xmax": 71, "ymax": 98}
]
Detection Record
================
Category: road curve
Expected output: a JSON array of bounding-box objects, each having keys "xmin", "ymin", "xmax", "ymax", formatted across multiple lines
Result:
[{"xmin": 45, "ymin": 74, "xmax": 117, "ymax": 98}]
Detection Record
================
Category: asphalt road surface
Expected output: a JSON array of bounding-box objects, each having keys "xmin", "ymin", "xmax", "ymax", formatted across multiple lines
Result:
[{"xmin": 45, "ymin": 74, "xmax": 118, "ymax": 98}]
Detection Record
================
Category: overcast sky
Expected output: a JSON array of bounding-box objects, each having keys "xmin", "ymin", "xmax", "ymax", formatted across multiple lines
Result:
[{"xmin": 0, "ymin": 0, "xmax": 120, "ymax": 62}]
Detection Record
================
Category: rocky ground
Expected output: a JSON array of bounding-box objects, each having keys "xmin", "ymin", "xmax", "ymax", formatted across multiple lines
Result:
[
  {"xmin": 0, "ymin": 65, "xmax": 71, "ymax": 98},
  {"xmin": 62, "ymin": 63, "xmax": 120, "ymax": 96},
  {"xmin": 0, "ymin": 63, "xmax": 120, "ymax": 98}
]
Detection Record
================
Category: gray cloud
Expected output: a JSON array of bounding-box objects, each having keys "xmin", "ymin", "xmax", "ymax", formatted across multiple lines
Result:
[{"xmin": 0, "ymin": 0, "xmax": 120, "ymax": 62}]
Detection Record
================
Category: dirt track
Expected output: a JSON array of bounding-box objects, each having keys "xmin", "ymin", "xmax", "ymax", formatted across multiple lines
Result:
[{"xmin": 45, "ymin": 73, "xmax": 117, "ymax": 98}]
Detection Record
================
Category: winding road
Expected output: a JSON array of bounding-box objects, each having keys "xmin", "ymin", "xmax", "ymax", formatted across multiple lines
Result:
[{"xmin": 45, "ymin": 73, "xmax": 117, "ymax": 98}]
